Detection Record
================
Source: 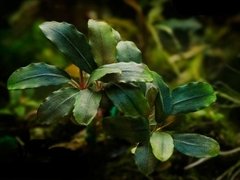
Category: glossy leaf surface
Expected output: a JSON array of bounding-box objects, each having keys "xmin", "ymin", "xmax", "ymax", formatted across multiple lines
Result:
[
  {"xmin": 8, "ymin": 63, "xmax": 71, "ymax": 90},
  {"xmin": 73, "ymin": 89, "xmax": 102, "ymax": 126},
  {"xmin": 171, "ymin": 82, "xmax": 216, "ymax": 114},
  {"xmin": 173, "ymin": 133, "xmax": 220, "ymax": 158},
  {"xmin": 40, "ymin": 21, "xmax": 97, "ymax": 74},
  {"xmin": 37, "ymin": 87, "xmax": 79, "ymax": 124}
]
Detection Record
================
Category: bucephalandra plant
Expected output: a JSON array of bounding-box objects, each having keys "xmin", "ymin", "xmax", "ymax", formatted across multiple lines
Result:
[{"xmin": 7, "ymin": 19, "xmax": 220, "ymax": 176}]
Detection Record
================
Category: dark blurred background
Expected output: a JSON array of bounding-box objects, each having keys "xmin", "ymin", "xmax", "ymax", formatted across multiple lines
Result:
[{"xmin": 1, "ymin": 0, "xmax": 240, "ymax": 179}]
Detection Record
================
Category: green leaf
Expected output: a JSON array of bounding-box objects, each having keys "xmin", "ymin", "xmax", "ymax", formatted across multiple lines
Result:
[
  {"xmin": 88, "ymin": 19, "xmax": 121, "ymax": 66},
  {"xmin": 87, "ymin": 66, "xmax": 122, "ymax": 86},
  {"xmin": 88, "ymin": 62, "xmax": 153, "ymax": 85},
  {"xmin": 116, "ymin": 41, "xmax": 142, "ymax": 63},
  {"xmin": 172, "ymin": 133, "xmax": 220, "ymax": 158},
  {"xmin": 103, "ymin": 116, "xmax": 149, "ymax": 143},
  {"xmin": 37, "ymin": 87, "xmax": 79, "ymax": 124},
  {"xmin": 7, "ymin": 63, "xmax": 71, "ymax": 90},
  {"xmin": 171, "ymin": 82, "xmax": 216, "ymax": 114},
  {"xmin": 106, "ymin": 84, "xmax": 150, "ymax": 117},
  {"xmin": 145, "ymin": 83, "xmax": 158, "ymax": 108},
  {"xmin": 73, "ymin": 89, "xmax": 102, "ymax": 126},
  {"xmin": 135, "ymin": 143, "xmax": 158, "ymax": 176},
  {"xmin": 39, "ymin": 21, "xmax": 97, "ymax": 74},
  {"xmin": 151, "ymin": 72, "xmax": 172, "ymax": 121},
  {"xmin": 150, "ymin": 132, "xmax": 174, "ymax": 161}
]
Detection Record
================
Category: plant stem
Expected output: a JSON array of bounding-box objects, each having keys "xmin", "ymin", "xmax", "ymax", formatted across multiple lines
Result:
[
  {"xmin": 184, "ymin": 147, "xmax": 240, "ymax": 170},
  {"xmin": 79, "ymin": 69, "xmax": 85, "ymax": 89}
]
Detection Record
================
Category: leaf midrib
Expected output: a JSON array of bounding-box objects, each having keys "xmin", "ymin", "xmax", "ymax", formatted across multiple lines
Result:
[
  {"xmin": 12, "ymin": 73, "xmax": 69, "ymax": 84},
  {"xmin": 115, "ymin": 84, "xmax": 145, "ymax": 116},
  {"xmin": 172, "ymin": 92, "xmax": 214, "ymax": 106},
  {"xmin": 49, "ymin": 26, "xmax": 93, "ymax": 71},
  {"xmin": 174, "ymin": 139, "xmax": 209, "ymax": 148},
  {"xmin": 48, "ymin": 90, "xmax": 79, "ymax": 116}
]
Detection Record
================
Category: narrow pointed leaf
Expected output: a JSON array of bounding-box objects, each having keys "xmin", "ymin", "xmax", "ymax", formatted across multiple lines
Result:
[
  {"xmin": 106, "ymin": 84, "xmax": 150, "ymax": 117},
  {"xmin": 103, "ymin": 116, "xmax": 149, "ymax": 143},
  {"xmin": 8, "ymin": 63, "xmax": 71, "ymax": 90},
  {"xmin": 37, "ymin": 87, "xmax": 79, "ymax": 124},
  {"xmin": 88, "ymin": 62, "xmax": 153, "ymax": 85},
  {"xmin": 135, "ymin": 143, "xmax": 158, "ymax": 175},
  {"xmin": 88, "ymin": 19, "xmax": 121, "ymax": 66},
  {"xmin": 171, "ymin": 82, "xmax": 216, "ymax": 114},
  {"xmin": 116, "ymin": 41, "xmax": 142, "ymax": 63},
  {"xmin": 151, "ymin": 72, "xmax": 172, "ymax": 122},
  {"xmin": 39, "ymin": 21, "xmax": 97, "ymax": 74},
  {"xmin": 73, "ymin": 89, "xmax": 102, "ymax": 126},
  {"xmin": 173, "ymin": 133, "xmax": 220, "ymax": 158},
  {"xmin": 150, "ymin": 132, "xmax": 174, "ymax": 161}
]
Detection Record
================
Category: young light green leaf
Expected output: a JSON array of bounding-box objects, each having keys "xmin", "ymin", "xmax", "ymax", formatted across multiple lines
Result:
[
  {"xmin": 151, "ymin": 71, "xmax": 172, "ymax": 122},
  {"xmin": 173, "ymin": 133, "xmax": 220, "ymax": 158},
  {"xmin": 7, "ymin": 63, "xmax": 71, "ymax": 90},
  {"xmin": 88, "ymin": 62, "xmax": 153, "ymax": 85},
  {"xmin": 103, "ymin": 116, "xmax": 149, "ymax": 143},
  {"xmin": 37, "ymin": 87, "xmax": 79, "ymax": 125},
  {"xmin": 171, "ymin": 82, "xmax": 216, "ymax": 114},
  {"xmin": 150, "ymin": 132, "xmax": 174, "ymax": 162},
  {"xmin": 88, "ymin": 19, "xmax": 121, "ymax": 66},
  {"xmin": 116, "ymin": 41, "xmax": 142, "ymax": 63},
  {"xmin": 73, "ymin": 89, "xmax": 102, "ymax": 126},
  {"xmin": 39, "ymin": 21, "xmax": 97, "ymax": 74},
  {"xmin": 106, "ymin": 84, "xmax": 150, "ymax": 118},
  {"xmin": 135, "ymin": 143, "xmax": 158, "ymax": 176}
]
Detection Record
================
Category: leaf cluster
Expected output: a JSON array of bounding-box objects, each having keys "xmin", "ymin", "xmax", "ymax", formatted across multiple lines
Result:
[{"xmin": 7, "ymin": 19, "xmax": 219, "ymax": 176}]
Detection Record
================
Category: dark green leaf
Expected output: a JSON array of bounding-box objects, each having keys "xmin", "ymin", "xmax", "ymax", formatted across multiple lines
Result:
[
  {"xmin": 88, "ymin": 19, "xmax": 121, "ymax": 66},
  {"xmin": 135, "ymin": 143, "xmax": 158, "ymax": 175},
  {"xmin": 103, "ymin": 116, "xmax": 149, "ymax": 143},
  {"xmin": 7, "ymin": 63, "xmax": 71, "ymax": 90},
  {"xmin": 106, "ymin": 84, "xmax": 150, "ymax": 117},
  {"xmin": 173, "ymin": 133, "xmax": 220, "ymax": 158},
  {"xmin": 73, "ymin": 89, "xmax": 102, "ymax": 126},
  {"xmin": 171, "ymin": 82, "xmax": 216, "ymax": 114},
  {"xmin": 88, "ymin": 62, "xmax": 153, "ymax": 85},
  {"xmin": 151, "ymin": 72, "xmax": 172, "ymax": 122},
  {"xmin": 150, "ymin": 132, "xmax": 174, "ymax": 161},
  {"xmin": 39, "ymin": 21, "xmax": 97, "ymax": 74},
  {"xmin": 116, "ymin": 41, "xmax": 142, "ymax": 63},
  {"xmin": 37, "ymin": 87, "xmax": 79, "ymax": 124}
]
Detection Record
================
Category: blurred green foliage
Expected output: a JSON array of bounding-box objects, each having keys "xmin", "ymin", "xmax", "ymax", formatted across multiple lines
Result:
[{"xmin": 1, "ymin": 0, "xmax": 240, "ymax": 179}]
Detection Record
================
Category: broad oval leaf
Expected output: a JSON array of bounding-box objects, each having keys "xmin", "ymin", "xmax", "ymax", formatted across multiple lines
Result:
[
  {"xmin": 116, "ymin": 41, "xmax": 142, "ymax": 63},
  {"xmin": 88, "ymin": 19, "xmax": 121, "ymax": 66},
  {"xmin": 171, "ymin": 82, "xmax": 216, "ymax": 114},
  {"xmin": 135, "ymin": 143, "xmax": 158, "ymax": 176},
  {"xmin": 151, "ymin": 71, "xmax": 172, "ymax": 122},
  {"xmin": 150, "ymin": 132, "xmax": 174, "ymax": 161},
  {"xmin": 172, "ymin": 133, "xmax": 220, "ymax": 158},
  {"xmin": 37, "ymin": 87, "xmax": 79, "ymax": 125},
  {"xmin": 88, "ymin": 62, "xmax": 153, "ymax": 85},
  {"xmin": 103, "ymin": 116, "xmax": 149, "ymax": 143},
  {"xmin": 7, "ymin": 63, "xmax": 71, "ymax": 90},
  {"xmin": 73, "ymin": 89, "xmax": 102, "ymax": 126},
  {"xmin": 39, "ymin": 21, "xmax": 97, "ymax": 74},
  {"xmin": 106, "ymin": 84, "xmax": 150, "ymax": 118}
]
